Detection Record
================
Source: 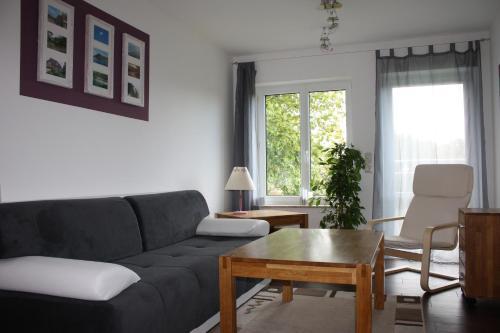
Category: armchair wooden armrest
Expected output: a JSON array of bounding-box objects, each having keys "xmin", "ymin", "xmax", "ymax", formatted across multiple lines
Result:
[
  {"xmin": 422, "ymin": 222, "xmax": 458, "ymax": 249},
  {"xmin": 367, "ymin": 216, "xmax": 405, "ymax": 230},
  {"xmin": 419, "ymin": 222, "xmax": 460, "ymax": 292}
]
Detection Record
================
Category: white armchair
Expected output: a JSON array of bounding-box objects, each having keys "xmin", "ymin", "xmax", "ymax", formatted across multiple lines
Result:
[{"xmin": 369, "ymin": 164, "xmax": 473, "ymax": 293}]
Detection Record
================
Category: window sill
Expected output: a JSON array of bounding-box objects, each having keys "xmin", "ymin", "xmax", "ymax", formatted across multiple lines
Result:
[{"xmin": 260, "ymin": 205, "xmax": 328, "ymax": 209}]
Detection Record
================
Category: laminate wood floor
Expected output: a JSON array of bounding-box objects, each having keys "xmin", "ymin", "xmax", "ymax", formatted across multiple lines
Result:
[{"xmin": 270, "ymin": 259, "xmax": 500, "ymax": 333}]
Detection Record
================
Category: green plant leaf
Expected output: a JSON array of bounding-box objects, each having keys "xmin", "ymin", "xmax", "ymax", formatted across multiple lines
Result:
[{"xmin": 315, "ymin": 143, "xmax": 366, "ymax": 229}]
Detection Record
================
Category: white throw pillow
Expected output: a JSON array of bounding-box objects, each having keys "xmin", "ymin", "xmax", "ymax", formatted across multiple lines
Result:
[
  {"xmin": 196, "ymin": 217, "xmax": 270, "ymax": 237},
  {"xmin": 0, "ymin": 256, "xmax": 140, "ymax": 301}
]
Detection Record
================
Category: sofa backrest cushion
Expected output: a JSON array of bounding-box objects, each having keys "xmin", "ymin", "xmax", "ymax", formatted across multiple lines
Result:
[
  {"xmin": 0, "ymin": 197, "xmax": 143, "ymax": 261},
  {"xmin": 125, "ymin": 191, "xmax": 209, "ymax": 250}
]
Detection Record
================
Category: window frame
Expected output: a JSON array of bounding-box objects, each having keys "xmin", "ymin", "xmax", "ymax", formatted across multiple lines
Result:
[{"xmin": 256, "ymin": 80, "xmax": 352, "ymax": 206}]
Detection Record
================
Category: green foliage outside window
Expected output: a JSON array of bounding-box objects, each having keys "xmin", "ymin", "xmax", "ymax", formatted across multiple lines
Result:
[
  {"xmin": 265, "ymin": 90, "xmax": 346, "ymax": 197},
  {"xmin": 310, "ymin": 91, "xmax": 346, "ymax": 195},
  {"xmin": 266, "ymin": 93, "xmax": 301, "ymax": 196}
]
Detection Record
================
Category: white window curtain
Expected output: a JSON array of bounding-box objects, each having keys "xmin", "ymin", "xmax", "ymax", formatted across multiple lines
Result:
[{"xmin": 372, "ymin": 42, "xmax": 488, "ymax": 262}]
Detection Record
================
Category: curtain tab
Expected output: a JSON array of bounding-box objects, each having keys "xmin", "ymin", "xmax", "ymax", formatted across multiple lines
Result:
[
  {"xmin": 389, "ymin": 49, "xmax": 394, "ymax": 57},
  {"xmin": 450, "ymin": 43, "xmax": 456, "ymax": 51},
  {"xmin": 428, "ymin": 45, "xmax": 434, "ymax": 54},
  {"xmin": 408, "ymin": 47, "xmax": 413, "ymax": 56}
]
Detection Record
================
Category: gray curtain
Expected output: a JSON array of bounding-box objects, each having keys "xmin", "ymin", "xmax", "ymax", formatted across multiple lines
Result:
[
  {"xmin": 231, "ymin": 62, "xmax": 257, "ymax": 211},
  {"xmin": 373, "ymin": 41, "xmax": 488, "ymax": 228}
]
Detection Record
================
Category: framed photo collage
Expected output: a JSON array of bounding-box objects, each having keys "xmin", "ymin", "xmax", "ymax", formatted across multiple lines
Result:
[{"xmin": 36, "ymin": 0, "xmax": 147, "ymax": 109}]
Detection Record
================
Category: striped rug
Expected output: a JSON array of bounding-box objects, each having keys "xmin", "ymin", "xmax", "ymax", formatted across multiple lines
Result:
[{"xmin": 210, "ymin": 286, "xmax": 424, "ymax": 333}]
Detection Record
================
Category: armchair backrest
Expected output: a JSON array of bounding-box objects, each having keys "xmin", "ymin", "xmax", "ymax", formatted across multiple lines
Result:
[{"xmin": 400, "ymin": 164, "xmax": 473, "ymax": 245}]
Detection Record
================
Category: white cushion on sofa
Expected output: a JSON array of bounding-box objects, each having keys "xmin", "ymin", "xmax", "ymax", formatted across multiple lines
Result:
[
  {"xmin": 0, "ymin": 256, "xmax": 140, "ymax": 301},
  {"xmin": 196, "ymin": 217, "xmax": 269, "ymax": 237}
]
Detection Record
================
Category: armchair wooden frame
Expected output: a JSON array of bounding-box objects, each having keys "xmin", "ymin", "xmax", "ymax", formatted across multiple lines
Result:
[{"xmin": 369, "ymin": 217, "xmax": 460, "ymax": 294}]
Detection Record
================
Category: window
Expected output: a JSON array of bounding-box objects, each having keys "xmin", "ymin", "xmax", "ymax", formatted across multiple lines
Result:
[
  {"xmin": 265, "ymin": 93, "xmax": 301, "ymax": 196},
  {"xmin": 391, "ymin": 83, "xmax": 466, "ymax": 215},
  {"xmin": 257, "ymin": 82, "xmax": 349, "ymax": 205},
  {"xmin": 309, "ymin": 90, "xmax": 347, "ymax": 195}
]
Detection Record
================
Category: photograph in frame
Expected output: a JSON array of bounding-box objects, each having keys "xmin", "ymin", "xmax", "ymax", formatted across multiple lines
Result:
[
  {"xmin": 121, "ymin": 33, "xmax": 145, "ymax": 107},
  {"xmin": 84, "ymin": 15, "xmax": 114, "ymax": 98},
  {"xmin": 37, "ymin": 0, "xmax": 74, "ymax": 88}
]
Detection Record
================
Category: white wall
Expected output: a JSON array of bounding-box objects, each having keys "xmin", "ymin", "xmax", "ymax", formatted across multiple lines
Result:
[
  {"xmin": 0, "ymin": 0, "xmax": 233, "ymax": 212},
  {"xmin": 235, "ymin": 31, "xmax": 494, "ymax": 227},
  {"xmin": 491, "ymin": 13, "xmax": 500, "ymax": 207}
]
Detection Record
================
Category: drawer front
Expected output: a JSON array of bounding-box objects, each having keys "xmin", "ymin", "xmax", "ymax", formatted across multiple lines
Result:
[
  {"xmin": 459, "ymin": 226, "xmax": 465, "ymax": 288},
  {"xmin": 458, "ymin": 214, "xmax": 466, "ymax": 290},
  {"xmin": 268, "ymin": 215, "xmax": 305, "ymax": 227},
  {"xmin": 458, "ymin": 223, "xmax": 465, "ymax": 270},
  {"xmin": 459, "ymin": 224, "xmax": 465, "ymax": 250}
]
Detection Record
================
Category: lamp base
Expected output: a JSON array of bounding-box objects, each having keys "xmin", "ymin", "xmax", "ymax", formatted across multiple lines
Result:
[{"xmin": 232, "ymin": 211, "xmax": 248, "ymax": 215}]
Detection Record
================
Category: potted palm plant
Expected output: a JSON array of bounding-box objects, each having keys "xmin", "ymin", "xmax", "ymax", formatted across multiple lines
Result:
[{"xmin": 309, "ymin": 143, "xmax": 366, "ymax": 229}]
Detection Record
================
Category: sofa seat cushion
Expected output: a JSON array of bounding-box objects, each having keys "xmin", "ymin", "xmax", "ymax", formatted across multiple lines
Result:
[
  {"xmin": 120, "ymin": 265, "xmax": 204, "ymax": 332},
  {"xmin": 116, "ymin": 236, "xmax": 261, "ymax": 328},
  {"xmin": 0, "ymin": 281, "xmax": 167, "ymax": 333},
  {"xmin": 149, "ymin": 235, "xmax": 260, "ymax": 257}
]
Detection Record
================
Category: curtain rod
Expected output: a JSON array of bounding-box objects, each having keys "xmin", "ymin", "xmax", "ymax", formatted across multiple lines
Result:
[{"xmin": 232, "ymin": 38, "xmax": 491, "ymax": 65}]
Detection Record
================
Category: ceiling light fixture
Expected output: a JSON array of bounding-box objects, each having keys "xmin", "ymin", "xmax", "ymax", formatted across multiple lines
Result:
[{"xmin": 319, "ymin": 0, "xmax": 342, "ymax": 52}]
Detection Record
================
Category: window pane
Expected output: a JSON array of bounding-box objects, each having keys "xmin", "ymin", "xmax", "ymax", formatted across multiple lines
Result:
[
  {"xmin": 309, "ymin": 90, "xmax": 347, "ymax": 195},
  {"xmin": 266, "ymin": 93, "xmax": 301, "ymax": 196},
  {"xmin": 392, "ymin": 84, "xmax": 465, "ymax": 215}
]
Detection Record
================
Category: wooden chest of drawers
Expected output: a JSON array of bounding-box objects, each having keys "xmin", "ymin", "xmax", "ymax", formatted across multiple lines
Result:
[{"xmin": 459, "ymin": 208, "xmax": 500, "ymax": 300}]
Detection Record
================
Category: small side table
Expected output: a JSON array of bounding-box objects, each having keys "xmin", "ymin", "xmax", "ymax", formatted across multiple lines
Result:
[{"xmin": 215, "ymin": 209, "xmax": 308, "ymax": 232}]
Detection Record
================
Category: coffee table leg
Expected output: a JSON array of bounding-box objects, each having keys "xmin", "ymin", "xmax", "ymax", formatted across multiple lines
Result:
[
  {"xmin": 374, "ymin": 236, "xmax": 385, "ymax": 310},
  {"xmin": 282, "ymin": 280, "xmax": 293, "ymax": 303},
  {"xmin": 219, "ymin": 256, "xmax": 236, "ymax": 333},
  {"xmin": 356, "ymin": 264, "xmax": 372, "ymax": 333}
]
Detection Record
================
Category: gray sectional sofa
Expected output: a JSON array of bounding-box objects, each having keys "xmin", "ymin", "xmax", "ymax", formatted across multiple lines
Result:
[{"xmin": 0, "ymin": 190, "xmax": 261, "ymax": 333}]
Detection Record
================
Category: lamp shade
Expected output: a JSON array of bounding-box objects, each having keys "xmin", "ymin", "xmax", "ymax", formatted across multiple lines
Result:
[{"xmin": 224, "ymin": 167, "xmax": 256, "ymax": 191}]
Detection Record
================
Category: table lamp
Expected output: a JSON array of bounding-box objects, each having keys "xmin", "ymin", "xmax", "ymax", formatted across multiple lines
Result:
[{"xmin": 224, "ymin": 167, "xmax": 256, "ymax": 215}]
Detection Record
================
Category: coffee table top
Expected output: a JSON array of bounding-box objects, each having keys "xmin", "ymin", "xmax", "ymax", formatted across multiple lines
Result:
[
  {"xmin": 223, "ymin": 228, "xmax": 383, "ymax": 268},
  {"xmin": 216, "ymin": 209, "xmax": 307, "ymax": 218}
]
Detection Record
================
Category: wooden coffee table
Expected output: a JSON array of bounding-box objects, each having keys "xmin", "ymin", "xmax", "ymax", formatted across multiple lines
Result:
[
  {"xmin": 219, "ymin": 228, "xmax": 385, "ymax": 333},
  {"xmin": 215, "ymin": 209, "xmax": 308, "ymax": 231}
]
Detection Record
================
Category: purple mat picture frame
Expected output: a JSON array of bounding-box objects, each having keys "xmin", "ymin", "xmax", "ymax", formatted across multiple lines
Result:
[{"xmin": 20, "ymin": 0, "xmax": 150, "ymax": 121}]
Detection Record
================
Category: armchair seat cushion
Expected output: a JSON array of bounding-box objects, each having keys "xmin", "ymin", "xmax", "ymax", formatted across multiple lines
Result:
[{"xmin": 385, "ymin": 235, "xmax": 455, "ymax": 250}]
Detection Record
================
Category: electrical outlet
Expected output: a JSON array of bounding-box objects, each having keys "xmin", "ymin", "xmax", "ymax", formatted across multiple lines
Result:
[{"xmin": 364, "ymin": 152, "xmax": 373, "ymax": 173}]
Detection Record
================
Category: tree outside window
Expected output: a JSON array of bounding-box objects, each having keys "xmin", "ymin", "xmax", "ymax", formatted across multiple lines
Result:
[{"xmin": 265, "ymin": 88, "xmax": 347, "ymax": 200}]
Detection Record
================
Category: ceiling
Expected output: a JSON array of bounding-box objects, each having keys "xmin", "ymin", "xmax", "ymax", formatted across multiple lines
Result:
[{"xmin": 150, "ymin": 0, "xmax": 500, "ymax": 56}]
